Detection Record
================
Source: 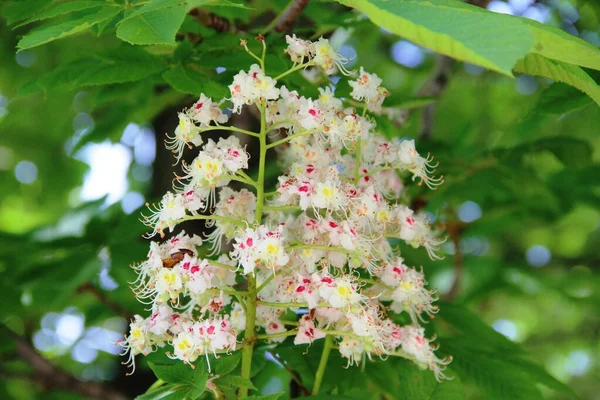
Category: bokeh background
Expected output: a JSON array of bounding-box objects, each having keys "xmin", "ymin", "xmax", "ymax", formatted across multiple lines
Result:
[{"xmin": 0, "ymin": 0, "xmax": 599, "ymax": 398}]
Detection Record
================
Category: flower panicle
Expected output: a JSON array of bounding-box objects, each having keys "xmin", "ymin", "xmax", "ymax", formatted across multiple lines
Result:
[{"xmin": 122, "ymin": 35, "xmax": 450, "ymax": 381}]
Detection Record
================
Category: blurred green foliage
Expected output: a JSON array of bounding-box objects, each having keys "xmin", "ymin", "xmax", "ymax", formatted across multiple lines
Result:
[{"xmin": 0, "ymin": 0, "xmax": 599, "ymax": 399}]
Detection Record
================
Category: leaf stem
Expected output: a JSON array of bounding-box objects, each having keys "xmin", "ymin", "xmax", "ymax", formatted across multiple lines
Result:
[
  {"xmin": 286, "ymin": 244, "xmax": 351, "ymax": 254},
  {"xmin": 274, "ymin": 62, "xmax": 314, "ymax": 80},
  {"xmin": 238, "ymin": 103, "xmax": 268, "ymax": 399},
  {"xmin": 199, "ymin": 125, "xmax": 259, "ymax": 138},
  {"xmin": 257, "ymin": 272, "xmax": 276, "ymax": 292},
  {"xmin": 266, "ymin": 129, "xmax": 316, "ymax": 149},
  {"xmin": 179, "ymin": 214, "xmax": 247, "ymax": 225},
  {"xmin": 264, "ymin": 205, "xmax": 301, "ymax": 212},
  {"xmin": 256, "ymin": 329, "xmax": 298, "ymax": 340},
  {"xmin": 312, "ymin": 335, "xmax": 333, "ymax": 395}
]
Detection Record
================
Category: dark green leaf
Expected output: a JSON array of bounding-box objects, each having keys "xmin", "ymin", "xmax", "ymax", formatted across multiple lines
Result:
[
  {"xmin": 162, "ymin": 64, "xmax": 228, "ymax": 98},
  {"xmin": 335, "ymin": 0, "xmax": 533, "ymax": 76},
  {"xmin": 116, "ymin": 5, "xmax": 186, "ymax": 46},
  {"xmin": 17, "ymin": 6, "xmax": 122, "ymax": 50},
  {"xmin": 214, "ymin": 375, "xmax": 257, "ymax": 390},
  {"xmin": 148, "ymin": 362, "xmax": 208, "ymax": 398},
  {"xmin": 246, "ymin": 393, "xmax": 285, "ymax": 400},
  {"xmin": 514, "ymin": 54, "xmax": 600, "ymax": 106},
  {"xmin": 15, "ymin": 1, "xmax": 107, "ymax": 27},
  {"xmin": 2, "ymin": 0, "xmax": 53, "ymax": 25}
]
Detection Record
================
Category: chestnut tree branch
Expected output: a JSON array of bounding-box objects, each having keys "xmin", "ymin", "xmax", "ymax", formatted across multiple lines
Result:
[{"xmin": 0, "ymin": 324, "xmax": 130, "ymax": 400}]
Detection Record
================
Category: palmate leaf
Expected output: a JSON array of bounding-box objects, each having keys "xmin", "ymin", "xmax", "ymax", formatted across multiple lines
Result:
[
  {"xmin": 19, "ymin": 47, "xmax": 167, "ymax": 94},
  {"xmin": 1, "ymin": 0, "xmax": 54, "ymax": 25},
  {"xmin": 437, "ymin": 303, "xmax": 577, "ymax": 399},
  {"xmin": 368, "ymin": 358, "xmax": 465, "ymax": 400},
  {"xmin": 115, "ymin": 0, "xmax": 248, "ymax": 46},
  {"xmin": 16, "ymin": 6, "xmax": 122, "ymax": 50},
  {"xmin": 335, "ymin": 0, "xmax": 534, "ymax": 76},
  {"xmin": 116, "ymin": 5, "xmax": 187, "ymax": 46},
  {"xmin": 334, "ymin": 0, "xmax": 600, "ymax": 104},
  {"xmin": 147, "ymin": 361, "xmax": 208, "ymax": 399},
  {"xmin": 14, "ymin": 0, "xmax": 107, "ymax": 27},
  {"xmin": 162, "ymin": 64, "xmax": 229, "ymax": 98},
  {"xmin": 514, "ymin": 54, "xmax": 600, "ymax": 106}
]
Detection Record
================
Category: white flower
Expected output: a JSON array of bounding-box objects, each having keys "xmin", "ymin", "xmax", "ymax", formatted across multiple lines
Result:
[
  {"xmin": 294, "ymin": 315, "xmax": 326, "ymax": 345},
  {"xmin": 285, "ymin": 34, "xmax": 312, "ymax": 63},
  {"xmin": 166, "ymin": 113, "xmax": 203, "ymax": 163},
  {"xmin": 188, "ymin": 94, "xmax": 228, "ymax": 126},
  {"xmin": 338, "ymin": 336, "xmax": 365, "ymax": 366}
]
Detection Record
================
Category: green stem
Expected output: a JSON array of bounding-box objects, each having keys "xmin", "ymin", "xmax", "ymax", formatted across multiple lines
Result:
[
  {"xmin": 239, "ymin": 104, "xmax": 268, "ymax": 399},
  {"xmin": 179, "ymin": 214, "xmax": 246, "ymax": 225},
  {"xmin": 208, "ymin": 288, "xmax": 249, "ymax": 296},
  {"xmin": 267, "ymin": 119, "xmax": 296, "ymax": 132},
  {"xmin": 223, "ymin": 174, "xmax": 256, "ymax": 187},
  {"xmin": 200, "ymin": 125, "xmax": 259, "ymax": 138},
  {"xmin": 354, "ymin": 138, "xmax": 362, "ymax": 184},
  {"xmin": 146, "ymin": 379, "xmax": 165, "ymax": 392},
  {"xmin": 257, "ymin": 273, "xmax": 276, "ymax": 292},
  {"xmin": 236, "ymin": 170, "xmax": 257, "ymax": 185},
  {"xmin": 264, "ymin": 205, "xmax": 301, "ymax": 212},
  {"xmin": 256, "ymin": 329, "xmax": 298, "ymax": 340},
  {"xmin": 353, "ymin": 105, "xmax": 368, "ymax": 184},
  {"xmin": 274, "ymin": 62, "xmax": 315, "ymax": 81},
  {"xmin": 266, "ymin": 129, "xmax": 316, "ymax": 149},
  {"xmin": 257, "ymin": 300, "xmax": 329, "ymax": 308},
  {"xmin": 239, "ymin": 273, "xmax": 257, "ymax": 399},
  {"xmin": 312, "ymin": 335, "xmax": 333, "ymax": 395},
  {"xmin": 286, "ymin": 244, "xmax": 351, "ymax": 254},
  {"xmin": 207, "ymin": 260, "xmax": 237, "ymax": 271}
]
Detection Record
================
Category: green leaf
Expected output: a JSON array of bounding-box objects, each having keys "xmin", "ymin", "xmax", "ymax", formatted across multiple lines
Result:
[
  {"xmin": 214, "ymin": 375, "xmax": 257, "ymax": 391},
  {"xmin": 514, "ymin": 54, "xmax": 600, "ymax": 106},
  {"xmin": 439, "ymin": 338, "xmax": 544, "ymax": 400},
  {"xmin": 335, "ymin": 0, "xmax": 533, "ymax": 76},
  {"xmin": 367, "ymin": 358, "xmax": 464, "ymax": 400},
  {"xmin": 335, "ymin": 0, "xmax": 600, "ymax": 99},
  {"xmin": 148, "ymin": 362, "xmax": 208, "ymax": 398},
  {"xmin": 437, "ymin": 302, "xmax": 523, "ymax": 354},
  {"xmin": 162, "ymin": 64, "xmax": 228, "ymax": 98},
  {"xmin": 17, "ymin": 6, "xmax": 121, "ymax": 50},
  {"xmin": 2, "ymin": 0, "xmax": 53, "ymax": 25},
  {"xmin": 136, "ymin": 384, "xmax": 189, "ymax": 400},
  {"xmin": 116, "ymin": 5, "xmax": 186, "ymax": 46},
  {"xmin": 533, "ymin": 83, "xmax": 593, "ymax": 116},
  {"xmin": 494, "ymin": 137, "xmax": 593, "ymax": 168},
  {"xmin": 212, "ymin": 351, "xmax": 242, "ymax": 376},
  {"xmin": 246, "ymin": 393, "xmax": 285, "ymax": 400},
  {"xmin": 120, "ymin": 0, "xmax": 249, "ymax": 19},
  {"xmin": 15, "ymin": 1, "xmax": 107, "ymax": 27},
  {"xmin": 25, "ymin": 47, "xmax": 166, "ymax": 92},
  {"xmin": 524, "ymin": 19, "xmax": 600, "ymax": 71}
]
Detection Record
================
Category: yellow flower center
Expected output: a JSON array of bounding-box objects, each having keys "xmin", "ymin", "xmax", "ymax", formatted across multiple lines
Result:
[
  {"xmin": 162, "ymin": 272, "xmax": 177, "ymax": 285},
  {"xmin": 321, "ymin": 186, "xmax": 334, "ymax": 198},
  {"xmin": 266, "ymin": 243, "xmax": 280, "ymax": 254},
  {"xmin": 177, "ymin": 338, "xmax": 191, "ymax": 350},
  {"xmin": 337, "ymin": 285, "xmax": 351, "ymax": 296}
]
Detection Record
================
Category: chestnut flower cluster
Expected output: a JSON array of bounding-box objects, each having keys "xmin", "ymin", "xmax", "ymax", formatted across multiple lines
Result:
[{"xmin": 120, "ymin": 36, "xmax": 449, "ymax": 390}]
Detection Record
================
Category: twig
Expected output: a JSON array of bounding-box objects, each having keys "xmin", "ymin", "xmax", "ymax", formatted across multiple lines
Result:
[
  {"xmin": 264, "ymin": 0, "xmax": 310, "ymax": 34},
  {"xmin": 77, "ymin": 282, "xmax": 134, "ymax": 321},
  {"xmin": 417, "ymin": 55, "xmax": 453, "ymax": 140},
  {"xmin": 267, "ymin": 350, "xmax": 311, "ymax": 396},
  {"xmin": 0, "ymin": 325, "xmax": 130, "ymax": 400},
  {"xmin": 445, "ymin": 221, "xmax": 466, "ymax": 301},
  {"xmin": 189, "ymin": 9, "xmax": 233, "ymax": 33}
]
